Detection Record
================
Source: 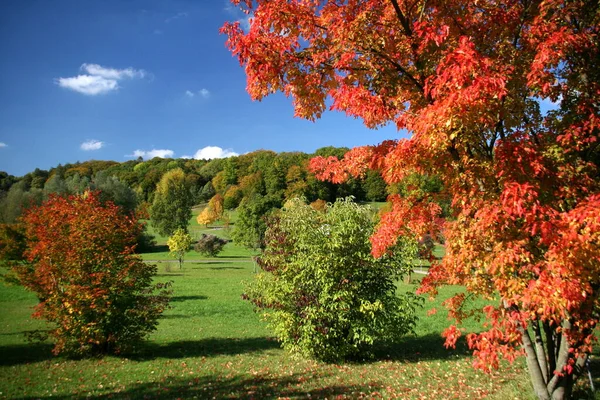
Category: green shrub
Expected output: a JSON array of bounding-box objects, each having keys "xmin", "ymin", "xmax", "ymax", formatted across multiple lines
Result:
[{"xmin": 244, "ymin": 198, "xmax": 422, "ymax": 362}]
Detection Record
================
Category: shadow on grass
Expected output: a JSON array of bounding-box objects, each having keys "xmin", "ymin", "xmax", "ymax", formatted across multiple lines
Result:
[
  {"xmin": 370, "ymin": 333, "xmax": 471, "ymax": 363},
  {"xmin": 0, "ymin": 341, "xmax": 55, "ymax": 366},
  {"xmin": 18, "ymin": 372, "xmax": 377, "ymax": 400},
  {"xmin": 212, "ymin": 255, "xmax": 252, "ymax": 259},
  {"xmin": 206, "ymin": 266, "xmax": 244, "ymax": 270},
  {"xmin": 159, "ymin": 314, "xmax": 191, "ymax": 319},
  {"xmin": 169, "ymin": 295, "xmax": 208, "ymax": 302},
  {"xmin": 131, "ymin": 337, "xmax": 281, "ymax": 361},
  {"xmin": 0, "ymin": 337, "xmax": 280, "ymax": 367},
  {"xmin": 143, "ymin": 244, "xmax": 169, "ymax": 254}
]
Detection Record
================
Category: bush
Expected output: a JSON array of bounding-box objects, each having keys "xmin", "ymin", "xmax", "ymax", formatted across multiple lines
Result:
[
  {"xmin": 245, "ymin": 198, "xmax": 422, "ymax": 362},
  {"xmin": 194, "ymin": 234, "xmax": 228, "ymax": 257},
  {"xmin": 14, "ymin": 192, "xmax": 171, "ymax": 356}
]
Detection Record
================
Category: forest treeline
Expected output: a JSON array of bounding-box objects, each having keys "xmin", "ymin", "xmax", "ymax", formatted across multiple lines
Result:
[{"xmin": 0, "ymin": 146, "xmax": 448, "ymax": 224}]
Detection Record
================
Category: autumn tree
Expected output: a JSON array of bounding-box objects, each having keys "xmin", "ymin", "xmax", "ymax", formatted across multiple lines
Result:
[
  {"xmin": 223, "ymin": 185, "xmax": 243, "ymax": 209},
  {"xmin": 208, "ymin": 193, "xmax": 224, "ymax": 220},
  {"xmin": 167, "ymin": 228, "xmax": 193, "ymax": 269},
  {"xmin": 197, "ymin": 207, "xmax": 217, "ymax": 228},
  {"xmin": 150, "ymin": 168, "xmax": 194, "ymax": 236},
  {"xmin": 197, "ymin": 194, "xmax": 224, "ymax": 228},
  {"xmin": 223, "ymin": 1, "xmax": 600, "ymax": 399},
  {"xmin": 14, "ymin": 192, "xmax": 170, "ymax": 355}
]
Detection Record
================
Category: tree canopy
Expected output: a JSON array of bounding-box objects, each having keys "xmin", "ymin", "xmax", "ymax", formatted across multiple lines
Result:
[
  {"xmin": 150, "ymin": 168, "xmax": 194, "ymax": 236},
  {"xmin": 14, "ymin": 192, "xmax": 170, "ymax": 355},
  {"xmin": 246, "ymin": 198, "xmax": 421, "ymax": 361},
  {"xmin": 223, "ymin": 1, "xmax": 600, "ymax": 398}
]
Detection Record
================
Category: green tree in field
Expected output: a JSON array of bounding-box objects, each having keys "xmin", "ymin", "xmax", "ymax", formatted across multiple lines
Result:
[
  {"xmin": 231, "ymin": 194, "xmax": 279, "ymax": 250},
  {"xmin": 150, "ymin": 168, "xmax": 194, "ymax": 236},
  {"xmin": 167, "ymin": 228, "xmax": 193, "ymax": 269},
  {"xmin": 245, "ymin": 198, "xmax": 422, "ymax": 361}
]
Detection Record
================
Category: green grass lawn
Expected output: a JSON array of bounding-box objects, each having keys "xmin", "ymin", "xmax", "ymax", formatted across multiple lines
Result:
[{"xmin": 0, "ymin": 259, "xmax": 543, "ymax": 400}]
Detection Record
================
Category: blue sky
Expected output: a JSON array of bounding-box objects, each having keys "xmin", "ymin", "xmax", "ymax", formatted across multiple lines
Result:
[{"xmin": 0, "ymin": 0, "xmax": 401, "ymax": 177}]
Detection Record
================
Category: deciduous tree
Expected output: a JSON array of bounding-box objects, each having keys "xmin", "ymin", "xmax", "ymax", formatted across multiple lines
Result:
[
  {"xmin": 196, "ymin": 194, "xmax": 224, "ymax": 228},
  {"xmin": 194, "ymin": 234, "xmax": 228, "ymax": 257},
  {"xmin": 245, "ymin": 198, "xmax": 421, "ymax": 361},
  {"xmin": 223, "ymin": 1, "xmax": 600, "ymax": 398},
  {"xmin": 150, "ymin": 168, "xmax": 193, "ymax": 236},
  {"xmin": 167, "ymin": 228, "xmax": 193, "ymax": 269},
  {"xmin": 14, "ymin": 192, "xmax": 170, "ymax": 355},
  {"xmin": 231, "ymin": 194, "xmax": 279, "ymax": 250}
]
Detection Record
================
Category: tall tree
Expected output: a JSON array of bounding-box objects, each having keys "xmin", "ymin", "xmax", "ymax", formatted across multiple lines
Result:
[
  {"xmin": 150, "ymin": 168, "xmax": 194, "ymax": 236},
  {"xmin": 231, "ymin": 194, "xmax": 279, "ymax": 250},
  {"xmin": 223, "ymin": 1, "xmax": 600, "ymax": 399}
]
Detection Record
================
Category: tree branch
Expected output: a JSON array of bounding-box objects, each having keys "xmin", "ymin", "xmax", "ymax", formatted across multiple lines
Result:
[
  {"xmin": 547, "ymin": 322, "xmax": 571, "ymax": 395},
  {"xmin": 532, "ymin": 320, "xmax": 549, "ymax": 382},
  {"xmin": 519, "ymin": 324, "xmax": 551, "ymax": 400},
  {"xmin": 389, "ymin": 0, "xmax": 413, "ymax": 37},
  {"xmin": 543, "ymin": 321, "xmax": 557, "ymax": 375},
  {"xmin": 369, "ymin": 48, "xmax": 426, "ymax": 95}
]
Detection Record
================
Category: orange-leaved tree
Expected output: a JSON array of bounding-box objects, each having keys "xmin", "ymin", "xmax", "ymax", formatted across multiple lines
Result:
[
  {"xmin": 223, "ymin": 1, "xmax": 600, "ymax": 399},
  {"xmin": 14, "ymin": 192, "xmax": 171, "ymax": 356},
  {"xmin": 197, "ymin": 194, "xmax": 224, "ymax": 227}
]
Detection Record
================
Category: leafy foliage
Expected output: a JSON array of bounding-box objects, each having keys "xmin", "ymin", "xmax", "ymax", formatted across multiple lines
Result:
[
  {"xmin": 224, "ymin": 1, "xmax": 600, "ymax": 398},
  {"xmin": 194, "ymin": 234, "xmax": 228, "ymax": 257},
  {"xmin": 245, "ymin": 198, "xmax": 422, "ymax": 362},
  {"xmin": 14, "ymin": 192, "xmax": 171, "ymax": 356},
  {"xmin": 0, "ymin": 223, "xmax": 26, "ymax": 264},
  {"xmin": 150, "ymin": 168, "xmax": 194, "ymax": 236},
  {"xmin": 167, "ymin": 228, "xmax": 193, "ymax": 269},
  {"xmin": 196, "ymin": 194, "xmax": 224, "ymax": 228},
  {"xmin": 231, "ymin": 194, "xmax": 279, "ymax": 250}
]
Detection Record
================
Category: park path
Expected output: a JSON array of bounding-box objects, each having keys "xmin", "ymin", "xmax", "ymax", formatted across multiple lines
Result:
[{"xmin": 143, "ymin": 258, "xmax": 254, "ymax": 263}]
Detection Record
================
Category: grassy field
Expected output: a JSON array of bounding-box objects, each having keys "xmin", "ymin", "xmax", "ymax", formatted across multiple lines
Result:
[
  {"xmin": 1, "ymin": 207, "xmax": 597, "ymax": 399},
  {"xmin": 0, "ymin": 262, "xmax": 537, "ymax": 399},
  {"xmin": 140, "ymin": 208, "xmax": 257, "ymax": 261}
]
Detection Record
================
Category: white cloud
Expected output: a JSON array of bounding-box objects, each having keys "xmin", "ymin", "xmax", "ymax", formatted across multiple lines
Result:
[
  {"xmin": 131, "ymin": 149, "xmax": 175, "ymax": 159},
  {"xmin": 81, "ymin": 63, "xmax": 146, "ymax": 80},
  {"xmin": 185, "ymin": 89, "xmax": 210, "ymax": 99},
  {"xmin": 165, "ymin": 12, "xmax": 188, "ymax": 23},
  {"xmin": 199, "ymin": 88, "xmax": 210, "ymax": 98},
  {"xmin": 56, "ymin": 64, "xmax": 147, "ymax": 96},
  {"xmin": 56, "ymin": 75, "xmax": 119, "ymax": 95},
  {"xmin": 191, "ymin": 146, "xmax": 238, "ymax": 160},
  {"xmin": 80, "ymin": 139, "xmax": 104, "ymax": 151},
  {"xmin": 0, "ymin": 142, "xmax": 7, "ymax": 148}
]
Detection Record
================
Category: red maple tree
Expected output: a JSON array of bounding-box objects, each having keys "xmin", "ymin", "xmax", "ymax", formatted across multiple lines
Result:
[
  {"xmin": 15, "ymin": 192, "xmax": 170, "ymax": 355},
  {"xmin": 223, "ymin": 1, "xmax": 600, "ymax": 398}
]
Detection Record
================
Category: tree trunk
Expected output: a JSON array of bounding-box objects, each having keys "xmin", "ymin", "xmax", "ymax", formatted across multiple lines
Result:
[{"xmin": 520, "ymin": 319, "xmax": 586, "ymax": 400}]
